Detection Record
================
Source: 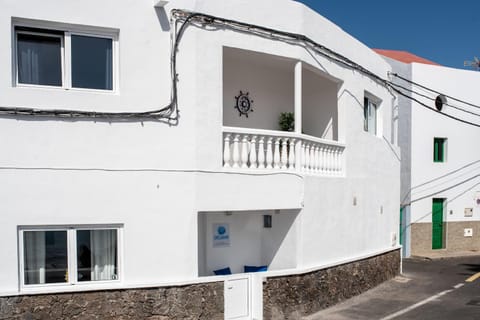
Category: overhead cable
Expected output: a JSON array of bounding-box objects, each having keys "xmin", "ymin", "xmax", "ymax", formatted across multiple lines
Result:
[{"xmin": 391, "ymin": 72, "xmax": 480, "ymax": 110}]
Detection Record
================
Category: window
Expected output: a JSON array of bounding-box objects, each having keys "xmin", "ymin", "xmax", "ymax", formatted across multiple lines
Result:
[
  {"xmin": 15, "ymin": 26, "xmax": 115, "ymax": 91},
  {"xmin": 16, "ymin": 31, "xmax": 63, "ymax": 86},
  {"xmin": 364, "ymin": 96, "xmax": 378, "ymax": 134},
  {"xmin": 21, "ymin": 226, "xmax": 120, "ymax": 287},
  {"xmin": 433, "ymin": 138, "xmax": 447, "ymax": 162}
]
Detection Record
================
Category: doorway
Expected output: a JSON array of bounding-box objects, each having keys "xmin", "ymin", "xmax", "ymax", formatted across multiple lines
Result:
[{"xmin": 432, "ymin": 198, "xmax": 445, "ymax": 249}]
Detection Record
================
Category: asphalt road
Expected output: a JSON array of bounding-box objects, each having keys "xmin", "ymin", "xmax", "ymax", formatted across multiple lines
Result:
[{"xmin": 305, "ymin": 256, "xmax": 480, "ymax": 320}]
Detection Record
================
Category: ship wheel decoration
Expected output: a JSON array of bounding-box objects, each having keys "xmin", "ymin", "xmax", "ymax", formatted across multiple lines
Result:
[{"xmin": 234, "ymin": 91, "xmax": 254, "ymax": 117}]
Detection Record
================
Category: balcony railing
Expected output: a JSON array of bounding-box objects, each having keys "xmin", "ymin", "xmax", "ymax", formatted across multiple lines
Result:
[{"xmin": 222, "ymin": 126, "xmax": 345, "ymax": 176}]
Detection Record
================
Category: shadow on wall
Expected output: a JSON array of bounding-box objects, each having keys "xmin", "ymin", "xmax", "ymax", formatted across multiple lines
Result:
[{"xmin": 197, "ymin": 209, "xmax": 299, "ymax": 276}]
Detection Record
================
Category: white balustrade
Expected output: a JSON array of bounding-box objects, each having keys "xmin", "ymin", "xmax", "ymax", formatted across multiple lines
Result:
[{"xmin": 222, "ymin": 127, "xmax": 345, "ymax": 176}]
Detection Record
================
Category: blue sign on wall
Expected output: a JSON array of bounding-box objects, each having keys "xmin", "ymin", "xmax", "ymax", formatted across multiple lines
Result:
[{"xmin": 213, "ymin": 223, "xmax": 230, "ymax": 247}]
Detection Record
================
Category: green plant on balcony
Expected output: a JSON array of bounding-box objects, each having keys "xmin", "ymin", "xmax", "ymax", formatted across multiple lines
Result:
[{"xmin": 279, "ymin": 112, "xmax": 294, "ymax": 132}]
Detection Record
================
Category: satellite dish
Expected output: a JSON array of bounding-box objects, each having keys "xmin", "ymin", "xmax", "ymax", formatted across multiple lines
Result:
[
  {"xmin": 464, "ymin": 57, "xmax": 480, "ymax": 70},
  {"xmin": 435, "ymin": 95, "xmax": 446, "ymax": 111}
]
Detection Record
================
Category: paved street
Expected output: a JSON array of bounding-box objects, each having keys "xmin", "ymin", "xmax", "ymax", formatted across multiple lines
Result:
[{"xmin": 305, "ymin": 256, "xmax": 480, "ymax": 320}]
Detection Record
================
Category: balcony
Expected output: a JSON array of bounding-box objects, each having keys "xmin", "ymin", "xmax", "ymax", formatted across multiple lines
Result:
[
  {"xmin": 222, "ymin": 47, "xmax": 344, "ymax": 176},
  {"xmin": 223, "ymin": 127, "xmax": 344, "ymax": 176}
]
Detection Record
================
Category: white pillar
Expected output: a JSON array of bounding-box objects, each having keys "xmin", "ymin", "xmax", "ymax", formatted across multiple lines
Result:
[
  {"xmin": 258, "ymin": 137, "xmax": 265, "ymax": 169},
  {"xmin": 294, "ymin": 61, "xmax": 302, "ymax": 135},
  {"xmin": 232, "ymin": 135, "xmax": 240, "ymax": 168},
  {"xmin": 241, "ymin": 135, "xmax": 249, "ymax": 168},
  {"xmin": 274, "ymin": 138, "xmax": 281, "ymax": 169},
  {"xmin": 280, "ymin": 138, "xmax": 288, "ymax": 169},
  {"xmin": 249, "ymin": 136, "xmax": 257, "ymax": 169},
  {"xmin": 289, "ymin": 138, "xmax": 296, "ymax": 170},
  {"xmin": 223, "ymin": 134, "xmax": 231, "ymax": 168},
  {"xmin": 266, "ymin": 137, "xmax": 274, "ymax": 169}
]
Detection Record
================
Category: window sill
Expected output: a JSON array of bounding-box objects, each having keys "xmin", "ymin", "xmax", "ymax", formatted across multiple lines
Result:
[
  {"xmin": 14, "ymin": 83, "xmax": 118, "ymax": 95},
  {"xmin": 19, "ymin": 280, "xmax": 123, "ymax": 296}
]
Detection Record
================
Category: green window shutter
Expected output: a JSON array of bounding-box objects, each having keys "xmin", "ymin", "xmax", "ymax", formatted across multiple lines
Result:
[{"xmin": 433, "ymin": 138, "xmax": 445, "ymax": 162}]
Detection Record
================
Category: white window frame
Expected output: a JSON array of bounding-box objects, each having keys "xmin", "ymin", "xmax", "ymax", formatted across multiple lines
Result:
[
  {"xmin": 13, "ymin": 21, "xmax": 118, "ymax": 93},
  {"xmin": 363, "ymin": 93, "xmax": 382, "ymax": 136},
  {"xmin": 18, "ymin": 225, "xmax": 123, "ymax": 292}
]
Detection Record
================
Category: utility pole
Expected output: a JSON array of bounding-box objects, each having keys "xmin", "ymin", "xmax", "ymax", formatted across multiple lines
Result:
[{"xmin": 464, "ymin": 57, "xmax": 480, "ymax": 70}]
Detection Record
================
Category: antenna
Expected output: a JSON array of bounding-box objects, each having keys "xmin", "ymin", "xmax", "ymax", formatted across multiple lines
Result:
[{"xmin": 464, "ymin": 57, "xmax": 480, "ymax": 70}]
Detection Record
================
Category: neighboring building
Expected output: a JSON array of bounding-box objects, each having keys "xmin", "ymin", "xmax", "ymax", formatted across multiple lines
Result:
[
  {"xmin": 376, "ymin": 49, "xmax": 480, "ymax": 258},
  {"xmin": 0, "ymin": 1, "xmax": 400, "ymax": 319}
]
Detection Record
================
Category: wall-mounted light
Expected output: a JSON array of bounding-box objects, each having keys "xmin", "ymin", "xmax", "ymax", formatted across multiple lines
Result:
[{"xmin": 263, "ymin": 215, "xmax": 272, "ymax": 228}]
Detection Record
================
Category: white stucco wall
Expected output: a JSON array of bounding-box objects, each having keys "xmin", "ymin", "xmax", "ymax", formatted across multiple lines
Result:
[
  {"xmin": 302, "ymin": 67, "xmax": 339, "ymax": 140},
  {"xmin": 409, "ymin": 63, "xmax": 480, "ymax": 224},
  {"xmin": 0, "ymin": 0, "xmax": 400, "ymax": 296}
]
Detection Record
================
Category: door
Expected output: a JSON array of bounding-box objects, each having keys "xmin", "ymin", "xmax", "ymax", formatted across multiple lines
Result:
[
  {"xmin": 225, "ymin": 275, "xmax": 251, "ymax": 319},
  {"xmin": 432, "ymin": 198, "xmax": 444, "ymax": 249}
]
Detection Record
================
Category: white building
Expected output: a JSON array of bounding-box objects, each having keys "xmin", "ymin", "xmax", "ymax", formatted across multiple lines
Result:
[
  {"xmin": 0, "ymin": 1, "xmax": 401, "ymax": 318},
  {"xmin": 377, "ymin": 50, "xmax": 480, "ymax": 258}
]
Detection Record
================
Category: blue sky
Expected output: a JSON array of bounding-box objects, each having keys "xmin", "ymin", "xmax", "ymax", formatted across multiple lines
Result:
[{"xmin": 296, "ymin": 0, "xmax": 480, "ymax": 69}]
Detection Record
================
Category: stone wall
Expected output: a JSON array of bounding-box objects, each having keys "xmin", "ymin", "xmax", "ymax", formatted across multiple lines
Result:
[
  {"xmin": 0, "ymin": 282, "xmax": 223, "ymax": 320},
  {"xmin": 411, "ymin": 222, "xmax": 480, "ymax": 256},
  {"xmin": 263, "ymin": 249, "xmax": 400, "ymax": 320}
]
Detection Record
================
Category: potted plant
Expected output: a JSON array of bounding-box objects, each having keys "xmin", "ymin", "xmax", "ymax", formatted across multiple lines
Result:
[{"xmin": 279, "ymin": 112, "xmax": 294, "ymax": 132}]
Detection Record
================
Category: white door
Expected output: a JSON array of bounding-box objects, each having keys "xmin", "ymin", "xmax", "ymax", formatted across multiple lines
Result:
[{"xmin": 225, "ymin": 275, "xmax": 251, "ymax": 319}]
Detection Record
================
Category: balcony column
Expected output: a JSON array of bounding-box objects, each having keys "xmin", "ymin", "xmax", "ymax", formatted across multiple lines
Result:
[{"xmin": 294, "ymin": 61, "xmax": 302, "ymax": 135}]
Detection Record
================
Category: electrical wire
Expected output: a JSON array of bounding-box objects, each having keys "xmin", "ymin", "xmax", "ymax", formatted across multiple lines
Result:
[
  {"xmin": 2, "ymin": 8, "xmax": 480, "ymax": 130},
  {"xmin": 0, "ymin": 13, "xmax": 208, "ymax": 121},
  {"xmin": 171, "ymin": 9, "xmax": 391, "ymax": 89},
  {"xmin": 390, "ymin": 86, "xmax": 480, "ymax": 128},
  {"xmin": 391, "ymin": 72, "xmax": 480, "ymax": 110},
  {"xmin": 388, "ymin": 82, "xmax": 480, "ymax": 118},
  {"xmin": 401, "ymin": 180, "xmax": 480, "ymax": 232},
  {"xmin": 401, "ymin": 174, "xmax": 480, "ymax": 207},
  {"xmin": 400, "ymin": 160, "xmax": 480, "ymax": 204}
]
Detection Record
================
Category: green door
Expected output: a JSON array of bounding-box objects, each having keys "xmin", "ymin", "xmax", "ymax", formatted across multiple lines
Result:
[{"xmin": 432, "ymin": 199, "xmax": 444, "ymax": 249}]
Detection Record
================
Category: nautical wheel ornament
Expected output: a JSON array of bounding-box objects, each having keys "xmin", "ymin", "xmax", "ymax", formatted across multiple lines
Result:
[{"xmin": 234, "ymin": 91, "xmax": 254, "ymax": 117}]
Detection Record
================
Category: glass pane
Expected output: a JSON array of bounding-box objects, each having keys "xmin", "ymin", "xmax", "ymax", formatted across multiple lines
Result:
[
  {"xmin": 17, "ymin": 33, "xmax": 62, "ymax": 86},
  {"xmin": 363, "ymin": 98, "xmax": 369, "ymax": 131},
  {"xmin": 434, "ymin": 139, "xmax": 439, "ymax": 161},
  {"xmin": 77, "ymin": 229, "xmax": 118, "ymax": 282},
  {"xmin": 23, "ymin": 230, "xmax": 68, "ymax": 285},
  {"xmin": 71, "ymin": 35, "xmax": 113, "ymax": 90}
]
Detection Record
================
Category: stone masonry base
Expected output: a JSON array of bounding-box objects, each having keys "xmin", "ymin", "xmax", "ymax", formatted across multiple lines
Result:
[
  {"xmin": 1, "ymin": 250, "xmax": 401, "ymax": 320},
  {"xmin": 263, "ymin": 249, "xmax": 401, "ymax": 320},
  {"xmin": 411, "ymin": 221, "xmax": 480, "ymax": 256},
  {"xmin": 0, "ymin": 282, "xmax": 223, "ymax": 320}
]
